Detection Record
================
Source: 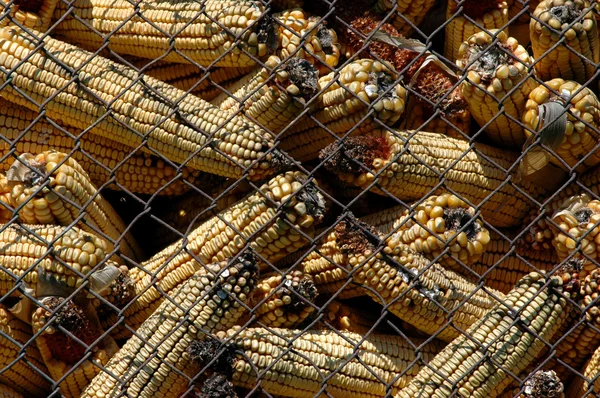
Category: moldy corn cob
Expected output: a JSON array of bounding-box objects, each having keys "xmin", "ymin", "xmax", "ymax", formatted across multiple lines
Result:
[
  {"xmin": 530, "ymin": 0, "xmax": 599, "ymax": 84},
  {"xmin": 0, "ymin": 26, "xmax": 286, "ymax": 181},
  {"xmin": 457, "ymin": 29, "xmax": 537, "ymax": 148},
  {"xmin": 522, "ymin": 78, "xmax": 600, "ymax": 173},
  {"xmin": 52, "ymin": 0, "xmax": 275, "ymax": 67},
  {"xmin": 31, "ymin": 296, "xmax": 119, "ymax": 398},
  {"xmin": 320, "ymin": 129, "xmax": 547, "ymax": 227},
  {"xmin": 206, "ymin": 326, "xmax": 445, "ymax": 398},
  {"xmin": 306, "ymin": 215, "xmax": 502, "ymax": 342},
  {"xmin": 212, "ymin": 55, "xmax": 318, "ymax": 135},
  {"xmin": 280, "ymin": 58, "xmax": 407, "ymax": 162},
  {"xmin": 0, "ymin": 305, "xmax": 50, "ymax": 397},
  {"xmin": 361, "ymin": 193, "xmax": 491, "ymax": 271},
  {"xmin": 396, "ymin": 269, "xmax": 577, "ymax": 398},
  {"xmin": 6, "ymin": 151, "xmax": 142, "ymax": 261},
  {"xmin": 81, "ymin": 254, "xmax": 259, "ymax": 398},
  {"xmin": 501, "ymin": 370, "xmax": 565, "ymax": 398},
  {"xmin": 0, "ymin": 99, "xmax": 206, "ymax": 196},
  {"xmin": 445, "ymin": 0, "xmax": 509, "ymax": 62},
  {"xmin": 113, "ymin": 172, "xmax": 326, "ymax": 338},
  {"xmin": 337, "ymin": 10, "xmax": 469, "ymax": 138},
  {"xmin": 243, "ymin": 270, "xmax": 318, "ymax": 329}
]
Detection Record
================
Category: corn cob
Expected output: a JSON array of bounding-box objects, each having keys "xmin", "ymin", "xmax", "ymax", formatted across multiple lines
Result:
[
  {"xmin": 0, "ymin": 384, "xmax": 24, "ymax": 398},
  {"xmin": 469, "ymin": 229, "xmax": 557, "ymax": 293},
  {"xmin": 445, "ymin": 0, "xmax": 509, "ymax": 62},
  {"xmin": 0, "ymin": 174, "xmax": 13, "ymax": 223},
  {"xmin": 31, "ymin": 296, "xmax": 119, "ymax": 398},
  {"xmin": 212, "ymin": 56, "xmax": 318, "ymax": 134},
  {"xmin": 548, "ymin": 194, "xmax": 600, "ymax": 274},
  {"xmin": 0, "ymin": 0, "xmax": 58, "ymax": 32},
  {"xmin": 507, "ymin": 0, "xmax": 541, "ymax": 22},
  {"xmin": 502, "ymin": 370, "xmax": 565, "ymax": 398},
  {"xmin": 52, "ymin": 0, "xmax": 275, "ymax": 67},
  {"xmin": 274, "ymin": 8, "xmax": 341, "ymax": 74},
  {"xmin": 373, "ymin": 0, "xmax": 437, "ymax": 36},
  {"xmin": 7, "ymin": 151, "xmax": 143, "ymax": 261},
  {"xmin": 0, "ymin": 224, "xmax": 111, "ymax": 297},
  {"xmin": 0, "ymin": 99, "xmax": 207, "ymax": 196},
  {"xmin": 81, "ymin": 254, "xmax": 260, "ymax": 398},
  {"xmin": 243, "ymin": 270, "xmax": 318, "ymax": 329},
  {"xmin": 361, "ymin": 193, "xmax": 491, "ymax": 271},
  {"xmin": 321, "ymin": 129, "xmax": 548, "ymax": 228},
  {"xmin": 530, "ymin": 0, "xmax": 599, "ymax": 84},
  {"xmin": 280, "ymin": 59, "xmax": 407, "ymax": 162},
  {"xmin": 396, "ymin": 270, "xmax": 576, "ymax": 398},
  {"xmin": 0, "ymin": 305, "xmax": 50, "ymax": 397},
  {"xmin": 569, "ymin": 344, "xmax": 600, "ymax": 396},
  {"xmin": 338, "ymin": 8, "xmax": 470, "ymax": 134},
  {"xmin": 112, "ymin": 171, "xmax": 326, "ymax": 339},
  {"xmin": 457, "ymin": 29, "xmax": 537, "ymax": 148},
  {"xmin": 0, "ymin": 26, "xmax": 286, "ymax": 181},
  {"xmin": 132, "ymin": 61, "xmax": 255, "ymax": 102},
  {"xmin": 522, "ymin": 79, "xmax": 600, "ymax": 173},
  {"xmin": 208, "ymin": 326, "xmax": 445, "ymax": 398},
  {"xmin": 400, "ymin": 97, "xmax": 471, "ymax": 139}
]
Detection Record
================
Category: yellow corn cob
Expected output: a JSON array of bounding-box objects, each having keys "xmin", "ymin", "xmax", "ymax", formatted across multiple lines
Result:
[
  {"xmin": 0, "ymin": 0, "xmax": 58, "ymax": 32},
  {"xmin": 212, "ymin": 56, "xmax": 318, "ymax": 134},
  {"xmin": 400, "ymin": 97, "xmax": 471, "ymax": 139},
  {"xmin": 210, "ymin": 326, "xmax": 445, "ymax": 398},
  {"xmin": 132, "ymin": 61, "xmax": 255, "ymax": 102},
  {"xmin": 396, "ymin": 270, "xmax": 576, "ymax": 398},
  {"xmin": 52, "ymin": 0, "xmax": 273, "ymax": 67},
  {"xmin": 275, "ymin": 8, "xmax": 341, "ymax": 74},
  {"xmin": 305, "ymin": 216, "xmax": 502, "ymax": 342},
  {"xmin": 81, "ymin": 254, "xmax": 260, "ymax": 398},
  {"xmin": 244, "ymin": 270, "xmax": 318, "ymax": 329},
  {"xmin": 569, "ymin": 344, "xmax": 600, "ymax": 396},
  {"xmin": 7, "ymin": 151, "xmax": 143, "ymax": 261},
  {"xmin": 0, "ymin": 224, "xmax": 111, "ymax": 296},
  {"xmin": 530, "ymin": 0, "xmax": 599, "ymax": 83},
  {"xmin": 31, "ymin": 296, "xmax": 119, "ymax": 398},
  {"xmin": 457, "ymin": 29, "xmax": 537, "ymax": 148},
  {"xmin": 445, "ymin": 0, "xmax": 509, "ymax": 62},
  {"xmin": 507, "ymin": 0, "xmax": 541, "ymax": 22},
  {"xmin": 0, "ymin": 99, "xmax": 207, "ymax": 196},
  {"xmin": 469, "ymin": 229, "xmax": 557, "ymax": 293},
  {"xmin": 549, "ymin": 194, "xmax": 600, "ymax": 273},
  {"xmin": 522, "ymin": 79, "xmax": 600, "ymax": 172},
  {"xmin": 550, "ymin": 264, "xmax": 600, "ymax": 382},
  {"xmin": 321, "ymin": 129, "xmax": 548, "ymax": 227},
  {"xmin": 0, "ymin": 384, "xmax": 24, "ymax": 398},
  {"xmin": 373, "ymin": 0, "xmax": 437, "ymax": 35},
  {"xmin": 281, "ymin": 59, "xmax": 407, "ymax": 162},
  {"xmin": 501, "ymin": 370, "xmax": 565, "ymax": 398},
  {"xmin": 0, "ymin": 305, "xmax": 50, "ymax": 397},
  {"xmin": 0, "ymin": 174, "xmax": 13, "ymax": 223},
  {"xmin": 0, "ymin": 26, "xmax": 286, "ymax": 181},
  {"xmin": 361, "ymin": 193, "xmax": 492, "ymax": 271},
  {"xmin": 110, "ymin": 171, "xmax": 326, "ymax": 339}
]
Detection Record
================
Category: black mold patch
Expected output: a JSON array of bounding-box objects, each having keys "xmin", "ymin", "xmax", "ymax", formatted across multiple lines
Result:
[
  {"xmin": 187, "ymin": 339, "xmax": 237, "ymax": 377},
  {"xmin": 368, "ymin": 72, "xmax": 396, "ymax": 98},
  {"xmin": 317, "ymin": 24, "xmax": 334, "ymax": 54},
  {"xmin": 550, "ymin": 4, "xmax": 580, "ymax": 25},
  {"xmin": 320, "ymin": 136, "xmax": 390, "ymax": 175},
  {"xmin": 467, "ymin": 43, "xmax": 512, "ymax": 84},
  {"xmin": 257, "ymin": 12, "xmax": 279, "ymax": 54},
  {"xmin": 443, "ymin": 208, "xmax": 479, "ymax": 239},
  {"xmin": 574, "ymin": 208, "xmax": 593, "ymax": 224},
  {"xmin": 286, "ymin": 277, "xmax": 318, "ymax": 312},
  {"xmin": 294, "ymin": 179, "xmax": 327, "ymax": 223},
  {"xmin": 282, "ymin": 58, "xmax": 319, "ymax": 101},
  {"xmin": 197, "ymin": 373, "xmax": 238, "ymax": 398},
  {"xmin": 523, "ymin": 370, "xmax": 564, "ymax": 398}
]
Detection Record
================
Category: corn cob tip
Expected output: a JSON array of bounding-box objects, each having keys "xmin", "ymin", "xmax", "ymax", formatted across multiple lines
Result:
[
  {"xmin": 287, "ymin": 275, "xmax": 318, "ymax": 312},
  {"xmin": 195, "ymin": 373, "xmax": 238, "ymax": 398},
  {"xmin": 333, "ymin": 213, "xmax": 380, "ymax": 253},
  {"xmin": 32, "ymin": 297, "xmax": 101, "ymax": 364},
  {"xmin": 187, "ymin": 338, "xmax": 236, "ymax": 376},
  {"xmin": 257, "ymin": 11, "xmax": 279, "ymax": 55},
  {"xmin": 6, "ymin": 153, "xmax": 45, "ymax": 187},
  {"xmin": 458, "ymin": 34, "xmax": 513, "ymax": 84},
  {"xmin": 523, "ymin": 370, "xmax": 564, "ymax": 397},
  {"xmin": 95, "ymin": 266, "xmax": 135, "ymax": 317},
  {"xmin": 553, "ymin": 257, "xmax": 583, "ymax": 297},
  {"xmin": 320, "ymin": 136, "xmax": 390, "ymax": 176},
  {"xmin": 277, "ymin": 57, "xmax": 319, "ymax": 101},
  {"xmin": 546, "ymin": 3, "xmax": 582, "ymax": 24},
  {"xmin": 292, "ymin": 176, "xmax": 328, "ymax": 225}
]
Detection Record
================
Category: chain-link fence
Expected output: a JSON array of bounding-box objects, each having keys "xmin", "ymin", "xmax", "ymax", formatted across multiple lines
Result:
[{"xmin": 1, "ymin": 0, "xmax": 600, "ymax": 396}]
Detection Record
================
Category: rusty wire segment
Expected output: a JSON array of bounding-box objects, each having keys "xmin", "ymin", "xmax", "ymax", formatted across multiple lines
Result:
[{"xmin": 1, "ymin": 0, "xmax": 600, "ymax": 396}]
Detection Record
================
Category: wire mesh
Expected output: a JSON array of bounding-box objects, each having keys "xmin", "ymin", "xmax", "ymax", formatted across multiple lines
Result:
[{"xmin": 0, "ymin": 0, "xmax": 599, "ymax": 396}]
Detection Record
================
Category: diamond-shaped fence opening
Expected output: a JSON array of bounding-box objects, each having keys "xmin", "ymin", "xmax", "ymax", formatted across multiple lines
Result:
[{"xmin": 3, "ymin": 0, "xmax": 600, "ymax": 396}]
